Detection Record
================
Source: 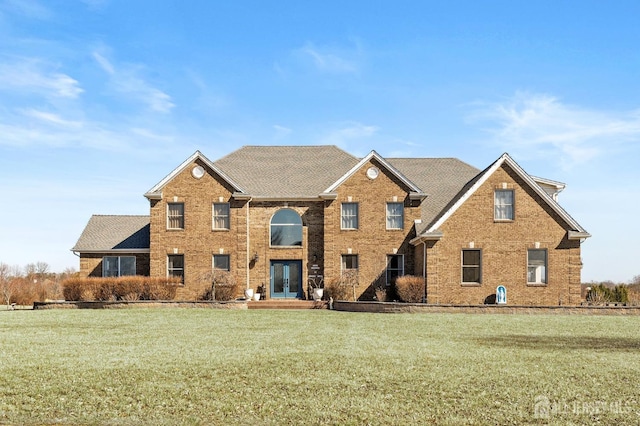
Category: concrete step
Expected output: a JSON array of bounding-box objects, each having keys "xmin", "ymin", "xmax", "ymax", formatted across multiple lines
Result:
[{"xmin": 248, "ymin": 300, "xmax": 328, "ymax": 310}]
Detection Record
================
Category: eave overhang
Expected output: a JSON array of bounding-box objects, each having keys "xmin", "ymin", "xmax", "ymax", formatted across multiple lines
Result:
[
  {"xmin": 568, "ymin": 230, "xmax": 591, "ymax": 240},
  {"xmin": 410, "ymin": 231, "xmax": 444, "ymax": 246}
]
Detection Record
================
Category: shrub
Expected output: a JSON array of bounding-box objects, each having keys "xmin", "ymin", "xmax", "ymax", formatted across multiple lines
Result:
[
  {"xmin": 200, "ymin": 270, "xmax": 238, "ymax": 301},
  {"xmin": 394, "ymin": 275, "xmax": 424, "ymax": 303},
  {"xmin": 325, "ymin": 271, "xmax": 358, "ymax": 301},
  {"xmin": 374, "ymin": 284, "xmax": 388, "ymax": 302},
  {"xmin": 586, "ymin": 283, "xmax": 629, "ymax": 305},
  {"xmin": 62, "ymin": 277, "xmax": 179, "ymax": 301}
]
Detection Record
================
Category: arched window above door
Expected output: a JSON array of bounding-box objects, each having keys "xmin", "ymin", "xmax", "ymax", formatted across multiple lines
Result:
[{"xmin": 270, "ymin": 209, "xmax": 302, "ymax": 246}]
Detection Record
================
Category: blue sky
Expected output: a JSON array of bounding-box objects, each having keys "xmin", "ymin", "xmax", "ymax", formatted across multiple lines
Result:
[{"xmin": 1, "ymin": 0, "xmax": 639, "ymax": 282}]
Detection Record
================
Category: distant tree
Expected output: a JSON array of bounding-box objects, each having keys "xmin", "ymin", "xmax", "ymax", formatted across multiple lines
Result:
[{"xmin": 0, "ymin": 263, "xmax": 13, "ymax": 307}]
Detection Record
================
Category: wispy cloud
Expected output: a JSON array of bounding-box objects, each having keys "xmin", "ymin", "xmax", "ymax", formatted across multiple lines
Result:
[
  {"xmin": 22, "ymin": 109, "xmax": 83, "ymax": 128},
  {"xmin": 272, "ymin": 124, "xmax": 292, "ymax": 139},
  {"xmin": 92, "ymin": 51, "xmax": 175, "ymax": 113},
  {"xmin": 0, "ymin": 58, "xmax": 83, "ymax": 99},
  {"xmin": 319, "ymin": 121, "xmax": 379, "ymax": 153},
  {"xmin": 1, "ymin": 0, "xmax": 51, "ymax": 20},
  {"xmin": 298, "ymin": 42, "xmax": 360, "ymax": 74},
  {"xmin": 468, "ymin": 92, "xmax": 640, "ymax": 168}
]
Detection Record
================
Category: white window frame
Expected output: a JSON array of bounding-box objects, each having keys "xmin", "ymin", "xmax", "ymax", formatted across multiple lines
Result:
[
  {"xmin": 461, "ymin": 249, "xmax": 482, "ymax": 285},
  {"xmin": 213, "ymin": 254, "xmax": 230, "ymax": 271},
  {"xmin": 212, "ymin": 203, "xmax": 230, "ymax": 230},
  {"xmin": 386, "ymin": 202, "xmax": 404, "ymax": 230},
  {"xmin": 386, "ymin": 254, "xmax": 404, "ymax": 286},
  {"xmin": 102, "ymin": 256, "xmax": 136, "ymax": 277},
  {"xmin": 341, "ymin": 202, "xmax": 359, "ymax": 230},
  {"xmin": 527, "ymin": 249, "xmax": 547, "ymax": 285},
  {"xmin": 167, "ymin": 202, "xmax": 185, "ymax": 229},
  {"xmin": 494, "ymin": 189, "xmax": 514, "ymax": 221},
  {"xmin": 167, "ymin": 254, "xmax": 184, "ymax": 283}
]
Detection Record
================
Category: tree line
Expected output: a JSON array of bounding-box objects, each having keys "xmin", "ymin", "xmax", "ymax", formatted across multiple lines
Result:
[{"xmin": 0, "ymin": 262, "xmax": 77, "ymax": 307}]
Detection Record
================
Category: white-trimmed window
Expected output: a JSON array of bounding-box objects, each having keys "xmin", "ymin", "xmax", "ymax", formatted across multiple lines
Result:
[
  {"xmin": 494, "ymin": 190, "xmax": 514, "ymax": 221},
  {"xmin": 527, "ymin": 249, "xmax": 547, "ymax": 284},
  {"xmin": 386, "ymin": 254, "xmax": 404, "ymax": 285},
  {"xmin": 461, "ymin": 249, "xmax": 482, "ymax": 284},
  {"xmin": 341, "ymin": 254, "xmax": 358, "ymax": 272},
  {"xmin": 213, "ymin": 203, "xmax": 230, "ymax": 230},
  {"xmin": 167, "ymin": 203, "xmax": 184, "ymax": 229},
  {"xmin": 102, "ymin": 256, "xmax": 136, "ymax": 277},
  {"xmin": 168, "ymin": 254, "xmax": 184, "ymax": 283},
  {"xmin": 386, "ymin": 202, "xmax": 404, "ymax": 230},
  {"xmin": 213, "ymin": 254, "xmax": 230, "ymax": 271},
  {"xmin": 270, "ymin": 209, "xmax": 303, "ymax": 246},
  {"xmin": 341, "ymin": 203, "xmax": 359, "ymax": 230}
]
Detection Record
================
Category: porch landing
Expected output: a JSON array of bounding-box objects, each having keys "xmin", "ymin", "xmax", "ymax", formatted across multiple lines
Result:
[{"xmin": 248, "ymin": 300, "xmax": 327, "ymax": 310}]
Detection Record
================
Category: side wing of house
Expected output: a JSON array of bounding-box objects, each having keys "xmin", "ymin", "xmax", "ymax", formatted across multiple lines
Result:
[
  {"xmin": 322, "ymin": 151, "xmax": 427, "ymax": 299},
  {"xmin": 72, "ymin": 215, "xmax": 151, "ymax": 277},
  {"xmin": 412, "ymin": 153, "xmax": 589, "ymax": 306}
]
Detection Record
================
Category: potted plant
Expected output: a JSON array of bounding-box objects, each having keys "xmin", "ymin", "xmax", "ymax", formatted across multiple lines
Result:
[{"xmin": 308, "ymin": 275, "xmax": 324, "ymax": 301}]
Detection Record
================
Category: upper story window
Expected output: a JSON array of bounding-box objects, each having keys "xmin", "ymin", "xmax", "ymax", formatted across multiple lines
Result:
[
  {"xmin": 103, "ymin": 256, "xmax": 136, "ymax": 277},
  {"xmin": 386, "ymin": 202, "xmax": 404, "ymax": 230},
  {"xmin": 386, "ymin": 254, "xmax": 404, "ymax": 286},
  {"xmin": 270, "ymin": 209, "xmax": 302, "ymax": 246},
  {"xmin": 527, "ymin": 249, "xmax": 547, "ymax": 285},
  {"xmin": 461, "ymin": 249, "xmax": 482, "ymax": 284},
  {"xmin": 167, "ymin": 203, "xmax": 184, "ymax": 229},
  {"xmin": 494, "ymin": 189, "xmax": 514, "ymax": 221},
  {"xmin": 213, "ymin": 203, "xmax": 230, "ymax": 230},
  {"xmin": 341, "ymin": 203, "xmax": 359, "ymax": 230},
  {"xmin": 213, "ymin": 254, "xmax": 230, "ymax": 271},
  {"xmin": 167, "ymin": 254, "xmax": 184, "ymax": 284}
]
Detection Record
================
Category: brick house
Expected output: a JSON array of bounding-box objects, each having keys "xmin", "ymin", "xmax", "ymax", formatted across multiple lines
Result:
[{"xmin": 72, "ymin": 145, "xmax": 590, "ymax": 305}]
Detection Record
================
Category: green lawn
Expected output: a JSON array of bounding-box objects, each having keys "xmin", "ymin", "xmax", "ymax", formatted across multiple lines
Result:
[{"xmin": 1, "ymin": 309, "xmax": 639, "ymax": 425}]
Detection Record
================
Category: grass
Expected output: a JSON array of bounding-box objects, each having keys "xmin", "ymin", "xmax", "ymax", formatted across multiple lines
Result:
[{"xmin": 1, "ymin": 309, "xmax": 639, "ymax": 425}]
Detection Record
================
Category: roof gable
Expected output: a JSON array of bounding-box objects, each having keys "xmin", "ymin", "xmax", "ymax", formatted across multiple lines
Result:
[
  {"xmin": 144, "ymin": 151, "xmax": 246, "ymax": 200},
  {"xmin": 415, "ymin": 153, "xmax": 589, "ymax": 240},
  {"xmin": 324, "ymin": 150, "xmax": 426, "ymax": 197}
]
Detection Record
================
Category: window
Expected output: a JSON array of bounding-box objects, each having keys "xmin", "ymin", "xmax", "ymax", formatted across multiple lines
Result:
[
  {"xmin": 341, "ymin": 254, "xmax": 358, "ymax": 272},
  {"xmin": 167, "ymin": 254, "xmax": 184, "ymax": 283},
  {"xmin": 270, "ymin": 209, "xmax": 302, "ymax": 246},
  {"xmin": 213, "ymin": 254, "xmax": 230, "ymax": 271},
  {"xmin": 494, "ymin": 190, "xmax": 514, "ymax": 220},
  {"xmin": 213, "ymin": 203, "xmax": 230, "ymax": 230},
  {"xmin": 386, "ymin": 202, "xmax": 404, "ymax": 230},
  {"xmin": 102, "ymin": 256, "xmax": 136, "ymax": 277},
  {"xmin": 341, "ymin": 203, "xmax": 359, "ymax": 229},
  {"xmin": 386, "ymin": 254, "xmax": 404, "ymax": 285},
  {"xmin": 461, "ymin": 250, "xmax": 482, "ymax": 284},
  {"xmin": 527, "ymin": 249, "xmax": 547, "ymax": 284},
  {"xmin": 167, "ymin": 203, "xmax": 184, "ymax": 229}
]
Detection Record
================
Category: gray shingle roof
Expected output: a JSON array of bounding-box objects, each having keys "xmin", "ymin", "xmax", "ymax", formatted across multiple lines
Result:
[
  {"xmin": 214, "ymin": 145, "xmax": 360, "ymax": 197},
  {"xmin": 387, "ymin": 158, "xmax": 480, "ymax": 232},
  {"xmin": 72, "ymin": 215, "xmax": 150, "ymax": 252}
]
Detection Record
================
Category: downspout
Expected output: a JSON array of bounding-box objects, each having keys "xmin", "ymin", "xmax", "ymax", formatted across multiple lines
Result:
[
  {"xmin": 246, "ymin": 198, "xmax": 251, "ymax": 290},
  {"xmin": 422, "ymin": 241, "xmax": 427, "ymax": 303}
]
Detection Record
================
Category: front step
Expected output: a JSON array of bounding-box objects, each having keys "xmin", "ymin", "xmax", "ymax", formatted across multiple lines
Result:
[{"xmin": 248, "ymin": 300, "xmax": 328, "ymax": 310}]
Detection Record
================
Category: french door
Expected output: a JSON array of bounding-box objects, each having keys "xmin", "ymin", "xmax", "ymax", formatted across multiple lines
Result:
[{"xmin": 270, "ymin": 260, "xmax": 302, "ymax": 298}]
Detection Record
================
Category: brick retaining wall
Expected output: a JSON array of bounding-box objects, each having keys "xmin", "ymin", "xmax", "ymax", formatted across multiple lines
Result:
[
  {"xmin": 33, "ymin": 300, "xmax": 247, "ymax": 310},
  {"xmin": 333, "ymin": 301, "xmax": 640, "ymax": 315}
]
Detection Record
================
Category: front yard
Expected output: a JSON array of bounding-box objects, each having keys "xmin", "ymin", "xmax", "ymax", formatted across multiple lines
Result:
[{"xmin": 1, "ymin": 309, "xmax": 639, "ymax": 424}]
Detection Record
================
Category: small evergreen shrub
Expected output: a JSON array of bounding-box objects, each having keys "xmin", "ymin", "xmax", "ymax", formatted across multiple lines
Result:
[
  {"xmin": 586, "ymin": 283, "xmax": 629, "ymax": 305},
  {"xmin": 394, "ymin": 275, "xmax": 424, "ymax": 303}
]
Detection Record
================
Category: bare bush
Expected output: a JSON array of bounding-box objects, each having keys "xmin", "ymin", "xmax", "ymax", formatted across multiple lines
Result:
[
  {"xmin": 394, "ymin": 275, "xmax": 424, "ymax": 303},
  {"xmin": 325, "ymin": 270, "xmax": 358, "ymax": 301},
  {"xmin": 200, "ymin": 270, "xmax": 239, "ymax": 301},
  {"xmin": 62, "ymin": 277, "xmax": 179, "ymax": 301}
]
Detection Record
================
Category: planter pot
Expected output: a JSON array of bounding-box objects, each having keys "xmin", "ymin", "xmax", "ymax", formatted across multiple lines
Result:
[
  {"xmin": 244, "ymin": 289, "xmax": 254, "ymax": 300},
  {"xmin": 312, "ymin": 288, "xmax": 324, "ymax": 301},
  {"xmin": 253, "ymin": 293, "xmax": 261, "ymax": 301}
]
